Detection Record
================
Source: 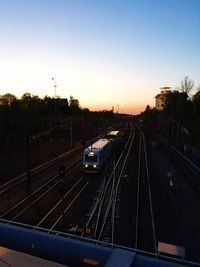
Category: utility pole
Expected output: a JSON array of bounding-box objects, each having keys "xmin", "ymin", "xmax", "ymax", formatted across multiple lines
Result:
[
  {"xmin": 52, "ymin": 78, "xmax": 57, "ymax": 119},
  {"xmin": 70, "ymin": 116, "xmax": 73, "ymax": 147},
  {"xmin": 52, "ymin": 77, "xmax": 57, "ymax": 97},
  {"xmin": 82, "ymin": 114, "xmax": 85, "ymax": 136},
  {"xmin": 26, "ymin": 129, "xmax": 31, "ymax": 185}
]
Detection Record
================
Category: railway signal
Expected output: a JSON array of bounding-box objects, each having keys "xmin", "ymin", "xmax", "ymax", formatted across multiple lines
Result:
[
  {"xmin": 59, "ymin": 164, "xmax": 66, "ymax": 178},
  {"xmin": 82, "ymin": 140, "xmax": 86, "ymax": 148},
  {"xmin": 57, "ymin": 165, "xmax": 66, "ymax": 196}
]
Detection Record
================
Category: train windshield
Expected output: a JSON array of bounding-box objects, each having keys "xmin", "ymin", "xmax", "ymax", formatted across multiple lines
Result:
[{"xmin": 84, "ymin": 154, "xmax": 97, "ymax": 162}]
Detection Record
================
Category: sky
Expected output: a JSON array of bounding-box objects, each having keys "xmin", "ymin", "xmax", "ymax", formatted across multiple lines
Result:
[{"xmin": 0, "ymin": 0, "xmax": 200, "ymax": 114}]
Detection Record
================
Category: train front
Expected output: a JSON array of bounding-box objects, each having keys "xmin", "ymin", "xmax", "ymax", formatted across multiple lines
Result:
[{"xmin": 83, "ymin": 149, "xmax": 99, "ymax": 173}]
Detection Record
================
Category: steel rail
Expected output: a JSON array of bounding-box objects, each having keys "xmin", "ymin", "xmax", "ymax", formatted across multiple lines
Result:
[
  {"xmin": 0, "ymin": 156, "xmax": 82, "ymax": 203},
  {"xmin": 135, "ymin": 129, "xmax": 142, "ymax": 249},
  {"xmin": 1, "ymin": 159, "xmax": 82, "ymax": 219},
  {"xmin": 0, "ymin": 147, "xmax": 78, "ymax": 191},
  {"xmin": 110, "ymin": 126, "xmax": 136, "ymax": 240},
  {"xmin": 156, "ymin": 134, "xmax": 200, "ymax": 190},
  {"xmin": 48, "ymin": 182, "xmax": 89, "ymax": 233},
  {"xmin": 132, "ymin": 126, "xmax": 157, "ymax": 254},
  {"xmin": 109, "ymin": 128, "xmax": 135, "ymax": 245},
  {"xmin": 34, "ymin": 175, "xmax": 87, "ymax": 230},
  {"xmin": 141, "ymin": 129, "xmax": 157, "ymax": 254},
  {"xmin": 96, "ymin": 127, "xmax": 135, "ymax": 242},
  {"xmin": 93, "ymin": 163, "xmax": 110, "ymax": 239},
  {"xmin": 82, "ymin": 128, "xmax": 134, "ymax": 238}
]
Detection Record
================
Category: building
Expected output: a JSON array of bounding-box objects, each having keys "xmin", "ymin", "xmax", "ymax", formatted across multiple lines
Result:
[
  {"xmin": 155, "ymin": 87, "xmax": 171, "ymax": 110},
  {"xmin": 58, "ymin": 98, "xmax": 68, "ymax": 108}
]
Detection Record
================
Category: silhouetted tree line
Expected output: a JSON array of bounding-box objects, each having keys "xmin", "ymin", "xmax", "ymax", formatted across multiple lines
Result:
[
  {"xmin": 0, "ymin": 93, "xmax": 114, "ymax": 147},
  {"xmin": 140, "ymin": 76, "xmax": 200, "ymax": 148}
]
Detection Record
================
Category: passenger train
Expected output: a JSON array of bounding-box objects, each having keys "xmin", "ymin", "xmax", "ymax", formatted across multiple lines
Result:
[
  {"xmin": 105, "ymin": 130, "xmax": 120, "ymax": 144},
  {"xmin": 83, "ymin": 130, "xmax": 120, "ymax": 173}
]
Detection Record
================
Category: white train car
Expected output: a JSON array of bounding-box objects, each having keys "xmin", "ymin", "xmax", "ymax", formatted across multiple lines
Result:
[
  {"xmin": 105, "ymin": 130, "xmax": 120, "ymax": 141},
  {"xmin": 83, "ymin": 139, "xmax": 111, "ymax": 173},
  {"xmin": 105, "ymin": 130, "xmax": 121, "ymax": 147}
]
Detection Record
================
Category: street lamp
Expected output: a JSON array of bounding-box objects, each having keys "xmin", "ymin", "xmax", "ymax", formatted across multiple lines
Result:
[
  {"xmin": 116, "ymin": 100, "xmax": 120, "ymax": 114},
  {"xmin": 52, "ymin": 78, "xmax": 58, "ymax": 119},
  {"xmin": 52, "ymin": 78, "xmax": 57, "ymax": 98}
]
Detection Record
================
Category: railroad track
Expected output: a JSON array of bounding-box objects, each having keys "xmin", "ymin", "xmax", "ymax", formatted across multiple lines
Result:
[
  {"xmin": 35, "ymin": 175, "xmax": 90, "ymax": 233},
  {"xmin": 0, "ymin": 149, "xmax": 83, "ymax": 213},
  {"xmin": 0, "ymin": 142, "xmax": 75, "ymax": 182},
  {"xmin": 0, "ymin": 157, "xmax": 82, "ymax": 222},
  {"xmin": 80, "ymin": 125, "xmax": 135, "ymax": 244},
  {"xmin": 0, "ymin": 147, "xmax": 79, "ymax": 195},
  {"xmin": 0, "ymin": 128, "xmax": 108, "ymax": 183},
  {"xmin": 133, "ymin": 127, "xmax": 157, "ymax": 253},
  {"xmin": 0, "ymin": 129, "xmax": 123, "ymax": 232},
  {"xmin": 156, "ymin": 134, "xmax": 200, "ymax": 191}
]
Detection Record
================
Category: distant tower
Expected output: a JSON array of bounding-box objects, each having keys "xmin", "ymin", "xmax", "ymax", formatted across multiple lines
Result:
[
  {"xmin": 160, "ymin": 86, "xmax": 171, "ymax": 94},
  {"xmin": 155, "ymin": 86, "xmax": 171, "ymax": 110}
]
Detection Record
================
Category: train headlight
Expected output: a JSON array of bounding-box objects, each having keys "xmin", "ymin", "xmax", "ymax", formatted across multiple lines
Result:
[
  {"xmin": 93, "ymin": 164, "xmax": 97, "ymax": 168},
  {"xmin": 85, "ymin": 164, "xmax": 88, "ymax": 168}
]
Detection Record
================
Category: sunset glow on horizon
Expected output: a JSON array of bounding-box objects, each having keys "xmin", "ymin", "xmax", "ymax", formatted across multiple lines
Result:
[{"xmin": 0, "ymin": 0, "xmax": 200, "ymax": 115}]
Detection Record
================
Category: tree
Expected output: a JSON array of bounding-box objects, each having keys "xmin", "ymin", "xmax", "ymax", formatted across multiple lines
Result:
[
  {"xmin": 190, "ymin": 88, "xmax": 200, "ymax": 146},
  {"xmin": 20, "ymin": 93, "xmax": 42, "ymax": 132},
  {"xmin": 164, "ymin": 90, "xmax": 188, "ymax": 122},
  {"xmin": 69, "ymin": 95, "xmax": 81, "ymax": 114},
  {"xmin": 42, "ymin": 95, "xmax": 55, "ymax": 117},
  {"xmin": 0, "ymin": 93, "xmax": 16, "ymax": 107},
  {"xmin": 193, "ymin": 88, "xmax": 200, "ymax": 103},
  {"xmin": 0, "ymin": 94, "xmax": 18, "ymax": 134},
  {"xmin": 145, "ymin": 105, "xmax": 150, "ymax": 112},
  {"xmin": 180, "ymin": 76, "xmax": 194, "ymax": 95},
  {"xmin": 192, "ymin": 88, "xmax": 200, "ymax": 122}
]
